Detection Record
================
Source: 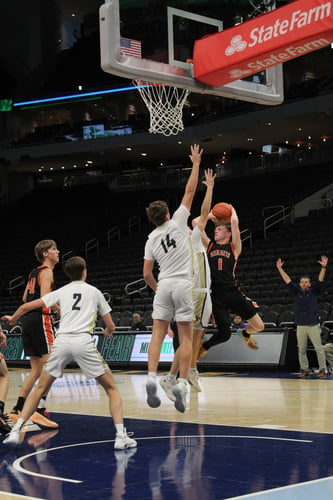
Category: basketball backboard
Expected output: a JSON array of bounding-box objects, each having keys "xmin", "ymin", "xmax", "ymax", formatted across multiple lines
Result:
[{"xmin": 99, "ymin": 0, "xmax": 284, "ymax": 106}]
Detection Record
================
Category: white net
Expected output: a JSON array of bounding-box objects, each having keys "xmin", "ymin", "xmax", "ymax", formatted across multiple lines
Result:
[{"xmin": 133, "ymin": 80, "xmax": 190, "ymax": 136}]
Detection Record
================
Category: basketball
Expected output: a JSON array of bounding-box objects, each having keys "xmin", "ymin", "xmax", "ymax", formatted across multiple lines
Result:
[{"xmin": 211, "ymin": 202, "xmax": 232, "ymax": 221}]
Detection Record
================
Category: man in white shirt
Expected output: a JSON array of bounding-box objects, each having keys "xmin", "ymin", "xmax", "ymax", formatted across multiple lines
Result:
[
  {"xmin": 143, "ymin": 144, "xmax": 203, "ymax": 413},
  {"xmin": 2, "ymin": 256, "xmax": 137, "ymax": 450},
  {"xmin": 159, "ymin": 168, "xmax": 215, "ymax": 399}
]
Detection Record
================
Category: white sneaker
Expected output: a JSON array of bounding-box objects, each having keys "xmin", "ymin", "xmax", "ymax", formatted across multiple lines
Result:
[
  {"xmin": 114, "ymin": 428, "xmax": 137, "ymax": 450},
  {"xmin": 188, "ymin": 369, "xmax": 202, "ymax": 392},
  {"xmin": 146, "ymin": 377, "xmax": 161, "ymax": 408},
  {"xmin": 159, "ymin": 375, "xmax": 176, "ymax": 402},
  {"xmin": 172, "ymin": 381, "xmax": 189, "ymax": 413},
  {"xmin": 3, "ymin": 424, "xmax": 22, "ymax": 446}
]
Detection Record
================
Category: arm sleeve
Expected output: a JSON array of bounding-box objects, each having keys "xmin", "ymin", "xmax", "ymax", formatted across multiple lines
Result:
[
  {"xmin": 144, "ymin": 239, "xmax": 154, "ymax": 260},
  {"xmin": 41, "ymin": 289, "xmax": 59, "ymax": 308}
]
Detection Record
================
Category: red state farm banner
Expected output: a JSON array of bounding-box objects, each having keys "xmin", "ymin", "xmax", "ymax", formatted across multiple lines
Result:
[{"xmin": 193, "ymin": 0, "xmax": 333, "ymax": 87}]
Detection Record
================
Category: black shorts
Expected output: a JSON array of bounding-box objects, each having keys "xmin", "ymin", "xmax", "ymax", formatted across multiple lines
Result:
[
  {"xmin": 21, "ymin": 312, "xmax": 55, "ymax": 358},
  {"xmin": 211, "ymin": 286, "xmax": 258, "ymax": 327}
]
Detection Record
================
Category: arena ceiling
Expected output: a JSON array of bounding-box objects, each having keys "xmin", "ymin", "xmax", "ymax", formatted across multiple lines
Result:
[{"xmin": 2, "ymin": 0, "xmax": 333, "ymax": 174}]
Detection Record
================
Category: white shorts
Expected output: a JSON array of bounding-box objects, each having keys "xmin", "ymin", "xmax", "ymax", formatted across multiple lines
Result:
[
  {"xmin": 193, "ymin": 288, "xmax": 212, "ymax": 330},
  {"xmin": 152, "ymin": 278, "xmax": 194, "ymax": 322},
  {"xmin": 44, "ymin": 333, "xmax": 110, "ymax": 380}
]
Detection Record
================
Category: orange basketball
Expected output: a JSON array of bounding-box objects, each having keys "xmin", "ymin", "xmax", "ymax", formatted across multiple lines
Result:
[{"xmin": 211, "ymin": 202, "xmax": 232, "ymax": 221}]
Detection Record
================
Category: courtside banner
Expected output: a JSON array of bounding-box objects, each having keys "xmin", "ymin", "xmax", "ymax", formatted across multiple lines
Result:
[{"xmin": 193, "ymin": 0, "xmax": 333, "ymax": 87}]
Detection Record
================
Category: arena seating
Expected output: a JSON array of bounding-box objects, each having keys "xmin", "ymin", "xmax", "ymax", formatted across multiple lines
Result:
[{"xmin": 0, "ymin": 169, "xmax": 332, "ymax": 329}]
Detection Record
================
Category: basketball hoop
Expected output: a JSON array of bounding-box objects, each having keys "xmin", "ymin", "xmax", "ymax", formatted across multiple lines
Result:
[{"xmin": 132, "ymin": 80, "xmax": 190, "ymax": 136}]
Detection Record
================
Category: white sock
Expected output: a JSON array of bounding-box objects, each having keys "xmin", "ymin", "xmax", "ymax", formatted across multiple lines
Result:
[
  {"xmin": 148, "ymin": 372, "xmax": 156, "ymax": 379},
  {"xmin": 190, "ymin": 367, "xmax": 197, "ymax": 374},
  {"xmin": 37, "ymin": 398, "xmax": 46, "ymax": 410},
  {"xmin": 14, "ymin": 417, "xmax": 25, "ymax": 430},
  {"xmin": 115, "ymin": 423, "xmax": 124, "ymax": 435}
]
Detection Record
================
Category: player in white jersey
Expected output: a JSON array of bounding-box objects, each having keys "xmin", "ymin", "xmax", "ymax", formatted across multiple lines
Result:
[
  {"xmin": 143, "ymin": 144, "xmax": 203, "ymax": 413},
  {"xmin": 1, "ymin": 256, "xmax": 137, "ymax": 450},
  {"xmin": 159, "ymin": 169, "xmax": 215, "ymax": 399}
]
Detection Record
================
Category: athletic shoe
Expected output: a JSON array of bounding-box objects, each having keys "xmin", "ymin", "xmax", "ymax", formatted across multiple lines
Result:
[
  {"xmin": 188, "ymin": 369, "xmax": 202, "ymax": 392},
  {"xmin": 237, "ymin": 329, "xmax": 259, "ymax": 350},
  {"xmin": 172, "ymin": 381, "xmax": 188, "ymax": 413},
  {"xmin": 0, "ymin": 415, "xmax": 11, "ymax": 435},
  {"xmin": 9, "ymin": 409, "xmax": 19, "ymax": 425},
  {"xmin": 114, "ymin": 428, "xmax": 137, "ymax": 450},
  {"xmin": 298, "ymin": 370, "xmax": 310, "ymax": 378},
  {"xmin": 3, "ymin": 414, "xmax": 13, "ymax": 429},
  {"xmin": 159, "ymin": 375, "xmax": 176, "ymax": 402},
  {"xmin": 29, "ymin": 410, "xmax": 59, "ymax": 429},
  {"xmin": 3, "ymin": 421, "xmax": 24, "ymax": 446},
  {"xmin": 146, "ymin": 377, "xmax": 161, "ymax": 408},
  {"xmin": 36, "ymin": 408, "xmax": 50, "ymax": 419}
]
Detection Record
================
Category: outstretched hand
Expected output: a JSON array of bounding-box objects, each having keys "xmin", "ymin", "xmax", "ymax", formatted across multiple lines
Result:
[
  {"xmin": 202, "ymin": 168, "xmax": 216, "ymax": 188},
  {"xmin": 318, "ymin": 255, "xmax": 328, "ymax": 267},
  {"xmin": 189, "ymin": 144, "xmax": 203, "ymax": 164},
  {"xmin": 276, "ymin": 258, "xmax": 284, "ymax": 269}
]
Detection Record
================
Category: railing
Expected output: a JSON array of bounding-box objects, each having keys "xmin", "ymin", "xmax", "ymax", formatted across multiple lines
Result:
[
  {"xmin": 240, "ymin": 228, "xmax": 252, "ymax": 247},
  {"xmin": 107, "ymin": 226, "xmax": 120, "ymax": 248},
  {"xmin": 128, "ymin": 215, "xmax": 141, "ymax": 236},
  {"xmin": 125, "ymin": 279, "xmax": 148, "ymax": 296},
  {"xmin": 263, "ymin": 205, "xmax": 293, "ymax": 240},
  {"xmin": 85, "ymin": 238, "xmax": 99, "ymax": 259},
  {"xmin": 8, "ymin": 276, "xmax": 25, "ymax": 295},
  {"xmin": 62, "ymin": 250, "xmax": 75, "ymax": 267}
]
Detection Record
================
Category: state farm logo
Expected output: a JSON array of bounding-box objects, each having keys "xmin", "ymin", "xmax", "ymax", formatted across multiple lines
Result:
[
  {"xmin": 225, "ymin": 35, "xmax": 247, "ymax": 56},
  {"xmin": 224, "ymin": 1, "xmax": 331, "ymax": 55}
]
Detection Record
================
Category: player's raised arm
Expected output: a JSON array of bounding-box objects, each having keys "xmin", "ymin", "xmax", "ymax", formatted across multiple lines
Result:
[{"xmin": 181, "ymin": 144, "xmax": 203, "ymax": 210}]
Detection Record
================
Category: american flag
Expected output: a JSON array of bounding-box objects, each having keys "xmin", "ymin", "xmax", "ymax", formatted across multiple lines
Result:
[{"xmin": 120, "ymin": 37, "xmax": 142, "ymax": 58}]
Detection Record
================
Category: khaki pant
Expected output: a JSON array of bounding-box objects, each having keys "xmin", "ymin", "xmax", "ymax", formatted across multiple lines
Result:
[{"xmin": 296, "ymin": 324, "xmax": 326, "ymax": 372}]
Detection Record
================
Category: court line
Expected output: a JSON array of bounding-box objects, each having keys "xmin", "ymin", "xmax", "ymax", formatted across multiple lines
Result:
[{"xmin": 13, "ymin": 433, "xmax": 312, "ymax": 484}]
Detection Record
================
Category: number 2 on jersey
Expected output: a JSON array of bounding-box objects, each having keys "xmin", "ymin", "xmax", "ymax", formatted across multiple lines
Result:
[{"xmin": 72, "ymin": 293, "xmax": 82, "ymax": 310}]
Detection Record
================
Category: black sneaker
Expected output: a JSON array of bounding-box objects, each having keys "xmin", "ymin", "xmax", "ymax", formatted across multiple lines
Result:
[
  {"xmin": 0, "ymin": 415, "xmax": 12, "ymax": 435},
  {"xmin": 3, "ymin": 414, "xmax": 13, "ymax": 428}
]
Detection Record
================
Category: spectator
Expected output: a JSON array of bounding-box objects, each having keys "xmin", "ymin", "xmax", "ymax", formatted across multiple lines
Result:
[
  {"xmin": 276, "ymin": 256, "xmax": 328, "ymax": 378},
  {"xmin": 230, "ymin": 314, "xmax": 247, "ymax": 330},
  {"xmin": 131, "ymin": 312, "xmax": 147, "ymax": 331}
]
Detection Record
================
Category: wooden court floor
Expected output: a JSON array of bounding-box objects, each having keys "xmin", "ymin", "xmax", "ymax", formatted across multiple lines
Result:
[{"xmin": 1, "ymin": 368, "xmax": 333, "ymax": 499}]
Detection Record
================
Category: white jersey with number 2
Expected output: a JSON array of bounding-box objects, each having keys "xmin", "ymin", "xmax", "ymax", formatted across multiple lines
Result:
[{"xmin": 42, "ymin": 281, "xmax": 111, "ymax": 335}]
